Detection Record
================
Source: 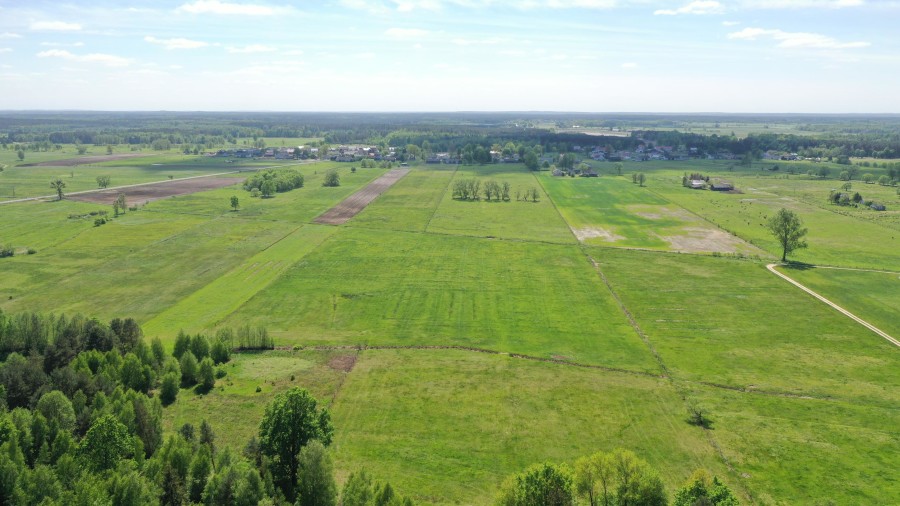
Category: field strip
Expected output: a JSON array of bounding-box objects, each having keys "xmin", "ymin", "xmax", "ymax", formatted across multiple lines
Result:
[
  {"xmin": 313, "ymin": 168, "xmax": 410, "ymax": 225},
  {"xmin": 423, "ymin": 166, "xmax": 459, "ymax": 233},
  {"xmin": 141, "ymin": 224, "xmax": 338, "ymax": 338},
  {"xmin": 767, "ymin": 264, "xmax": 899, "ymax": 347}
]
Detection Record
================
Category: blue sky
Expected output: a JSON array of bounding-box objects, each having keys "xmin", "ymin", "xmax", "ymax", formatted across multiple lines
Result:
[{"xmin": 0, "ymin": 0, "xmax": 897, "ymax": 112}]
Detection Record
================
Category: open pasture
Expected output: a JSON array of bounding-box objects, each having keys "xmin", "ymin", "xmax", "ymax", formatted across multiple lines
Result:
[
  {"xmin": 776, "ymin": 265, "xmax": 900, "ymax": 339},
  {"xmin": 425, "ymin": 164, "xmax": 575, "ymax": 244},
  {"xmin": 646, "ymin": 172, "xmax": 900, "ymax": 269},
  {"xmin": 595, "ymin": 248, "xmax": 900, "ymax": 406},
  {"xmin": 330, "ymin": 348, "xmax": 731, "ymax": 505},
  {"xmin": 0, "ymin": 154, "xmax": 261, "ymax": 201},
  {"xmin": 349, "ymin": 166, "xmax": 457, "ymax": 232},
  {"xmin": 223, "ymin": 227, "xmax": 655, "ymax": 372},
  {"xmin": 686, "ymin": 385, "xmax": 899, "ymax": 505},
  {"xmin": 541, "ymin": 173, "xmax": 762, "ymax": 254}
]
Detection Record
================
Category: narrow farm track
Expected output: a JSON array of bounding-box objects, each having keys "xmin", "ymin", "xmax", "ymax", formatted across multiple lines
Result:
[{"xmin": 767, "ymin": 263, "xmax": 900, "ymax": 347}]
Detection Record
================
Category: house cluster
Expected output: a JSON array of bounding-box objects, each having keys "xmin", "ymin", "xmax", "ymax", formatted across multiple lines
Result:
[
  {"xmin": 426, "ymin": 153, "xmax": 463, "ymax": 164},
  {"xmin": 761, "ymin": 151, "xmax": 818, "ymax": 162},
  {"xmin": 327, "ymin": 145, "xmax": 398, "ymax": 163},
  {"xmin": 576, "ymin": 144, "xmax": 700, "ymax": 162},
  {"xmin": 683, "ymin": 173, "xmax": 734, "ymax": 191}
]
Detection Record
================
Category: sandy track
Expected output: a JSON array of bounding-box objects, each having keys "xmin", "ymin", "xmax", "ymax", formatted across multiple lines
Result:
[
  {"xmin": 314, "ymin": 169, "xmax": 410, "ymax": 225},
  {"xmin": 767, "ymin": 263, "xmax": 899, "ymax": 347}
]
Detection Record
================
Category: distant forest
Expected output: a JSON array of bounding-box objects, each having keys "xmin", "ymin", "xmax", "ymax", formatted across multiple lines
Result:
[{"xmin": 2, "ymin": 112, "xmax": 900, "ymax": 159}]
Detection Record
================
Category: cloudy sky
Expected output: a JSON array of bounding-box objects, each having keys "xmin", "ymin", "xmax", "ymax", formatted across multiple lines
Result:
[{"xmin": 0, "ymin": 0, "xmax": 897, "ymax": 112}]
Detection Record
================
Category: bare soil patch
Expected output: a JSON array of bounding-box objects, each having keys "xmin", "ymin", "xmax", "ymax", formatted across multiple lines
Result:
[
  {"xmin": 24, "ymin": 153, "xmax": 151, "ymax": 167},
  {"xmin": 314, "ymin": 168, "xmax": 410, "ymax": 225},
  {"xmin": 328, "ymin": 354, "xmax": 357, "ymax": 373},
  {"xmin": 573, "ymin": 227, "xmax": 624, "ymax": 242},
  {"xmin": 68, "ymin": 177, "xmax": 241, "ymax": 206},
  {"xmin": 661, "ymin": 227, "xmax": 754, "ymax": 254}
]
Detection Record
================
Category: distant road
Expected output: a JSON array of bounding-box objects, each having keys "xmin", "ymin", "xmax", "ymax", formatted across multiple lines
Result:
[{"xmin": 766, "ymin": 263, "xmax": 899, "ymax": 348}]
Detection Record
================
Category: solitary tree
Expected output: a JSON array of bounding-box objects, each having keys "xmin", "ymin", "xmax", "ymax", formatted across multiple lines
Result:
[
  {"xmin": 96, "ymin": 175, "xmax": 111, "ymax": 188},
  {"xmin": 17, "ymin": 150, "xmax": 25, "ymax": 161},
  {"xmin": 106, "ymin": 145, "xmax": 113, "ymax": 155},
  {"xmin": 638, "ymin": 173, "xmax": 646, "ymax": 187},
  {"xmin": 766, "ymin": 208, "xmax": 808, "ymax": 262},
  {"xmin": 50, "ymin": 178, "xmax": 66, "ymax": 200},
  {"xmin": 113, "ymin": 193, "xmax": 127, "ymax": 217},
  {"xmin": 230, "ymin": 195, "xmax": 240, "ymax": 211},
  {"xmin": 323, "ymin": 170, "xmax": 340, "ymax": 187}
]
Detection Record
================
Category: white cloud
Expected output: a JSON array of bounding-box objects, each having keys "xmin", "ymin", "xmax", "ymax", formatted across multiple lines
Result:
[
  {"xmin": 0, "ymin": 32, "xmax": 21, "ymax": 39},
  {"xmin": 728, "ymin": 27, "xmax": 870, "ymax": 49},
  {"xmin": 40, "ymin": 41, "xmax": 85, "ymax": 47},
  {"xmin": 391, "ymin": 0, "xmax": 442, "ymax": 11},
  {"xmin": 451, "ymin": 37, "xmax": 502, "ymax": 46},
  {"xmin": 741, "ymin": 0, "xmax": 863, "ymax": 8},
  {"xmin": 621, "ymin": 62, "xmax": 638, "ymax": 68},
  {"xmin": 385, "ymin": 28, "xmax": 429, "ymax": 39},
  {"xmin": 30, "ymin": 21, "xmax": 82, "ymax": 31},
  {"xmin": 655, "ymin": 1, "xmax": 724, "ymax": 15},
  {"xmin": 282, "ymin": 49, "xmax": 304, "ymax": 55},
  {"xmin": 145, "ymin": 36, "xmax": 210, "ymax": 49},
  {"xmin": 176, "ymin": 0, "xmax": 277, "ymax": 15},
  {"xmin": 37, "ymin": 49, "xmax": 130, "ymax": 66},
  {"xmin": 722, "ymin": 20, "xmax": 740, "ymax": 26},
  {"xmin": 0, "ymin": 48, "xmax": 11, "ymax": 53},
  {"xmin": 227, "ymin": 44, "xmax": 277, "ymax": 53}
]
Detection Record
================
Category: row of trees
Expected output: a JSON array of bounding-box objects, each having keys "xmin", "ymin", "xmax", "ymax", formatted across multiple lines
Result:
[
  {"xmin": 451, "ymin": 179, "xmax": 541, "ymax": 202},
  {"xmin": 496, "ymin": 450, "xmax": 738, "ymax": 506}
]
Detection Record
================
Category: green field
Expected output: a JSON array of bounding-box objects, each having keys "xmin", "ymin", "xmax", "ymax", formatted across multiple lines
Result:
[
  {"xmin": 0, "ymin": 152, "xmax": 308, "ymax": 201},
  {"xmin": 2, "ymin": 159, "xmax": 897, "ymax": 505},
  {"xmin": 776, "ymin": 265, "xmax": 900, "ymax": 339}
]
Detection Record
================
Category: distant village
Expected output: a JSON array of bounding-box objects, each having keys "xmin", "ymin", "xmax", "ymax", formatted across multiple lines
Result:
[{"xmin": 210, "ymin": 141, "xmax": 816, "ymax": 166}]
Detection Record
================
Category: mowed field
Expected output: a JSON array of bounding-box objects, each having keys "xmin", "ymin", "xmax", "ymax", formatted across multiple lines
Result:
[{"xmin": 1, "ymin": 155, "xmax": 898, "ymax": 504}]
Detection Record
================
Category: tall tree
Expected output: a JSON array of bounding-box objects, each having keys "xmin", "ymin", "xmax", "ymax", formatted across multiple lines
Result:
[
  {"xmin": 258, "ymin": 387, "xmax": 333, "ymax": 501},
  {"xmin": 230, "ymin": 195, "xmax": 239, "ymax": 211},
  {"xmin": 766, "ymin": 208, "xmax": 808, "ymax": 262},
  {"xmin": 496, "ymin": 462, "xmax": 575, "ymax": 506},
  {"xmin": 50, "ymin": 178, "xmax": 66, "ymax": 201},
  {"xmin": 295, "ymin": 440, "xmax": 337, "ymax": 506}
]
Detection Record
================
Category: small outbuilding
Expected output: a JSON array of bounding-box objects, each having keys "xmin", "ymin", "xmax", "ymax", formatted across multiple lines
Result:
[{"xmin": 710, "ymin": 182, "xmax": 734, "ymax": 192}]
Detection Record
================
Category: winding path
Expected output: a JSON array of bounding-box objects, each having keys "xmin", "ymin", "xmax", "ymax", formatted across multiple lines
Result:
[{"xmin": 766, "ymin": 263, "xmax": 899, "ymax": 348}]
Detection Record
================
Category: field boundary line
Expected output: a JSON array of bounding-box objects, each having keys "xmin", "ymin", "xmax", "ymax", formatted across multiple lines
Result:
[
  {"xmin": 423, "ymin": 166, "xmax": 459, "ymax": 233},
  {"xmin": 767, "ymin": 264, "xmax": 899, "ymax": 347},
  {"xmin": 812, "ymin": 265, "xmax": 900, "ymax": 275},
  {"xmin": 271, "ymin": 344, "xmax": 663, "ymax": 378}
]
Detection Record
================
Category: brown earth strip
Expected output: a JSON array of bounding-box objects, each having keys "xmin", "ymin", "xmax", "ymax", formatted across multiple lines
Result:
[
  {"xmin": 68, "ymin": 177, "xmax": 241, "ymax": 206},
  {"xmin": 23, "ymin": 153, "xmax": 152, "ymax": 167},
  {"xmin": 313, "ymin": 168, "xmax": 410, "ymax": 225}
]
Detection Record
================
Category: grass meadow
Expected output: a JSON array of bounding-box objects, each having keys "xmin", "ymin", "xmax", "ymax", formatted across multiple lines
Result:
[
  {"xmin": 1, "ymin": 157, "xmax": 897, "ymax": 505},
  {"xmin": 777, "ymin": 265, "xmax": 900, "ymax": 339}
]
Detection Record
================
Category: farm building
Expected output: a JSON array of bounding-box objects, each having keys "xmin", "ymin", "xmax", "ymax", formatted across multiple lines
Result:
[
  {"xmin": 711, "ymin": 183, "xmax": 734, "ymax": 191},
  {"xmin": 690, "ymin": 180, "xmax": 706, "ymax": 189}
]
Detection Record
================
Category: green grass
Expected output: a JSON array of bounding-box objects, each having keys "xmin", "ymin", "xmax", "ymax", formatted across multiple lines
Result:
[
  {"xmin": 425, "ymin": 165, "xmax": 575, "ymax": 244},
  {"xmin": 224, "ymin": 227, "xmax": 655, "ymax": 371},
  {"xmin": 143, "ymin": 224, "xmax": 338, "ymax": 340},
  {"xmin": 350, "ymin": 167, "xmax": 457, "ymax": 232},
  {"xmin": 162, "ymin": 350, "xmax": 348, "ymax": 451},
  {"xmin": 541, "ymin": 173, "xmax": 763, "ymax": 254},
  {"xmin": 596, "ymin": 248, "xmax": 900, "ymax": 407},
  {"xmin": 776, "ymin": 265, "xmax": 900, "ymax": 339},
  {"xmin": 646, "ymin": 171, "xmax": 899, "ymax": 269},
  {"xmin": 686, "ymin": 385, "xmax": 899, "ymax": 505},
  {"xmin": 0, "ymin": 155, "xmax": 254, "ymax": 201},
  {"xmin": 331, "ymin": 349, "xmax": 731, "ymax": 505}
]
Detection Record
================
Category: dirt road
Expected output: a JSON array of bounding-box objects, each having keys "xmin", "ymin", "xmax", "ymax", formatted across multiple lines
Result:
[
  {"xmin": 314, "ymin": 168, "xmax": 410, "ymax": 225},
  {"xmin": 767, "ymin": 263, "xmax": 899, "ymax": 347}
]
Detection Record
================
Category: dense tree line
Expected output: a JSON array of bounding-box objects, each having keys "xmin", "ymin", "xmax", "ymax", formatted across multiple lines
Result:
[{"xmin": 0, "ymin": 310, "xmax": 412, "ymax": 504}]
